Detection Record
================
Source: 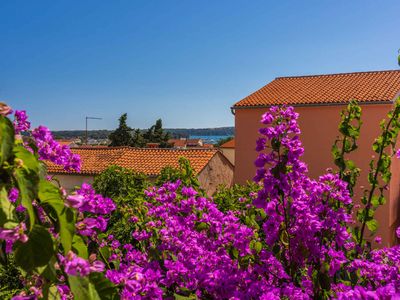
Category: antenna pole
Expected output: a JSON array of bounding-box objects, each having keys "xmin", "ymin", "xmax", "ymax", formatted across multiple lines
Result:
[{"xmin": 85, "ymin": 116, "xmax": 102, "ymax": 145}]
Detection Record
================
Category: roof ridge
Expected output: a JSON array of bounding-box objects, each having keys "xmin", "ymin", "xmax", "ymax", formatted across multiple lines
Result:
[
  {"xmin": 71, "ymin": 146, "xmax": 217, "ymax": 152},
  {"xmin": 71, "ymin": 146, "xmax": 129, "ymax": 150},
  {"xmin": 275, "ymin": 69, "xmax": 400, "ymax": 80}
]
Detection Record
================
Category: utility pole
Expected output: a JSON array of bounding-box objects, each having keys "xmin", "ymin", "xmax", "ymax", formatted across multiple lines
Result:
[{"xmin": 85, "ymin": 116, "xmax": 102, "ymax": 144}]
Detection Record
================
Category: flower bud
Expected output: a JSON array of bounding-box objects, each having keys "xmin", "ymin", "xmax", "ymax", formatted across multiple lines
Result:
[{"xmin": 0, "ymin": 102, "xmax": 12, "ymax": 116}]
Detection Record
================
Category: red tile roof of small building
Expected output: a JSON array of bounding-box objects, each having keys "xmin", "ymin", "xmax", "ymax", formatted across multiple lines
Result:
[
  {"xmin": 55, "ymin": 139, "xmax": 78, "ymax": 146},
  {"xmin": 233, "ymin": 70, "xmax": 400, "ymax": 108},
  {"xmin": 46, "ymin": 147, "xmax": 219, "ymax": 176},
  {"xmin": 203, "ymin": 143, "xmax": 214, "ymax": 148},
  {"xmin": 168, "ymin": 139, "xmax": 187, "ymax": 148},
  {"xmin": 220, "ymin": 138, "xmax": 235, "ymax": 148}
]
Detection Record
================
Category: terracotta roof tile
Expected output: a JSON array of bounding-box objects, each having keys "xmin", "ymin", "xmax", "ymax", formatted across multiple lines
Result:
[
  {"xmin": 55, "ymin": 139, "xmax": 78, "ymax": 146},
  {"xmin": 168, "ymin": 139, "xmax": 187, "ymax": 148},
  {"xmin": 46, "ymin": 147, "xmax": 218, "ymax": 176},
  {"xmin": 220, "ymin": 138, "xmax": 235, "ymax": 148},
  {"xmin": 233, "ymin": 70, "xmax": 400, "ymax": 107}
]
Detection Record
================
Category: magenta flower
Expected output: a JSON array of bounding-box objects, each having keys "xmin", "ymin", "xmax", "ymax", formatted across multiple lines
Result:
[
  {"xmin": 8, "ymin": 187, "xmax": 19, "ymax": 203},
  {"xmin": 13, "ymin": 110, "xmax": 30, "ymax": 134},
  {"xmin": 32, "ymin": 126, "xmax": 81, "ymax": 172},
  {"xmin": 65, "ymin": 194, "xmax": 85, "ymax": 208},
  {"xmin": 0, "ymin": 223, "xmax": 28, "ymax": 244},
  {"xmin": 16, "ymin": 205, "xmax": 26, "ymax": 213},
  {"xmin": 76, "ymin": 216, "xmax": 108, "ymax": 236},
  {"xmin": 89, "ymin": 260, "xmax": 105, "ymax": 273},
  {"xmin": 75, "ymin": 183, "xmax": 116, "ymax": 214},
  {"xmin": 57, "ymin": 285, "xmax": 72, "ymax": 300},
  {"xmin": 59, "ymin": 251, "xmax": 104, "ymax": 278}
]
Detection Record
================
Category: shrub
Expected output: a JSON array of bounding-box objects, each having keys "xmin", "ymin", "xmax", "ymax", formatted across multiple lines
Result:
[
  {"xmin": 93, "ymin": 165, "xmax": 149, "ymax": 201},
  {"xmin": 93, "ymin": 166, "xmax": 149, "ymax": 245},
  {"xmin": 156, "ymin": 157, "xmax": 202, "ymax": 192},
  {"xmin": 0, "ymin": 104, "xmax": 119, "ymax": 299},
  {"xmin": 1, "ymin": 97, "xmax": 400, "ymax": 299}
]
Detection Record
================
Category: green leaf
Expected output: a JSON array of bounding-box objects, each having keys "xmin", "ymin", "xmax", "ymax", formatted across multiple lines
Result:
[
  {"xmin": 366, "ymin": 219, "xmax": 378, "ymax": 233},
  {"xmin": 39, "ymin": 180, "xmax": 75, "ymax": 253},
  {"xmin": 361, "ymin": 196, "xmax": 367, "ymax": 205},
  {"xmin": 254, "ymin": 241, "xmax": 262, "ymax": 254},
  {"xmin": 371, "ymin": 195, "xmax": 385, "ymax": 207},
  {"xmin": 38, "ymin": 257, "xmax": 58, "ymax": 282},
  {"xmin": 174, "ymin": 293, "xmax": 197, "ymax": 300},
  {"xmin": 13, "ymin": 146, "xmax": 41, "ymax": 230},
  {"xmin": 272, "ymin": 244, "xmax": 280, "ymax": 255},
  {"xmin": 345, "ymin": 160, "xmax": 356, "ymax": 170},
  {"xmin": 68, "ymin": 276, "xmax": 101, "ymax": 300},
  {"xmin": 14, "ymin": 169, "xmax": 37, "ymax": 230},
  {"xmin": 14, "ymin": 145, "xmax": 39, "ymax": 174},
  {"xmin": 195, "ymin": 222, "xmax": 209, "ymax": 231},
  {"xmin": 14, "ymin": 225, "xmax": 54, "ymax": 272},
  {"xmin": 231, "ymin": 248, "xmax": 239, "ymax": 259},
  {"xmin": 72, "ymin": 235, "xmax": 88, "ymax": 259},
  {"xmin": 318, "ymin": 272, "xmax": 331, "ymax": 290},
  {"xmin": 43, "ymin": 284, "xmax": 60, "ymax": 300},
  {"xmin": 99, "ymin": 246, "xmax": 110, "ymax": 262},
  {"xmin": 89, "ymin": 272, "xmax": 119, "ymax": 300},
  {"xmin": 0, "ymin": 188, "xmax": 15, "ymax": 226},
  {"xmin": 0, "ymin": 115, "xmax": 15, "ymax": 166},
  {"xmin": 281, "ymin": 230, "xmax": 289, "ymax": 246},
  {"xmin": 398, "ymin": 51, "xmax": 400, "ymax": 66}
]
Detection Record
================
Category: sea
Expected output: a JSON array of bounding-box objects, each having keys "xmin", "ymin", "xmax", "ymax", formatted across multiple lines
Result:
[{"xmin": 189, "ymin": 135, "xmax": 232, "ymax": 144}]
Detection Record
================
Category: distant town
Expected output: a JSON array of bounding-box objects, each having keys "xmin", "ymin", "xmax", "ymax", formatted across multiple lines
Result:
[{"xmin": 52, "ymin": 127, "xmax": 234, "ymax": 146}]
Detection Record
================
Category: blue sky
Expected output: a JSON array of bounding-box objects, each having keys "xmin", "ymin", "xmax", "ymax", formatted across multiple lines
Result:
[{"xmin": 0, "ymin": 1, "xmax": 399, "ymax": 130}]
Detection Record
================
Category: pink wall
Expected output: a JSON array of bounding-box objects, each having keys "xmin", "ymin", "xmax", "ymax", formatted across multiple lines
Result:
[{"xmin": 234, "ymin": 103, "xmax": 400, "ymax": 246}]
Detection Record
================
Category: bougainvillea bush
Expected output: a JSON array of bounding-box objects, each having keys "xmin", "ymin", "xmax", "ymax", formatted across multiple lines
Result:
[{"xmin": 1, "ymin": 100, "xmax": 400, "ymax": 300}]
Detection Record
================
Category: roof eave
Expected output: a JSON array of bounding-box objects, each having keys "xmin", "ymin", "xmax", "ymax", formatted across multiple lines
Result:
[{"xmin": 231, "ymin": 99, "xmax": 394, "ymax": 110}]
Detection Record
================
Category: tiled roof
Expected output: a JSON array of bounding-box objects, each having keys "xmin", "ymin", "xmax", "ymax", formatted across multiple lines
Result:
[
  {"xmin": 168, "ymin": 139, "xmax": 187, "ymax": 148},
  {"xmin": 56, "ymin": 139, "xmax": 78, "ymax": 146},
  {"xmin": 202, "ymin": 143, "xmax": 214, "ymax": 148},
  {"xmin": 46, "ymin": 147, "xmax": 219, "ymax": 176},
  {"xmin": 220, "ymin": 138, "xmax": 235, "ymax": 148},
  {"xmin": 233, "ymin": 70, "xmax": 400, "ymax": 108}
]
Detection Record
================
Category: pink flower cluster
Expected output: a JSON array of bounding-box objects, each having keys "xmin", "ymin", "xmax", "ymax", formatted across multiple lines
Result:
[
  {"xmin": 3, "ymin": 103, "xmax": 400, "ymax": 299},
  {"xmin": 104, "ymin": 181, "xmax": 267, "ymax": 299},
  {"xmin": 32, "ymin": 126, "xmax": 81, "ymax": 172},
  {"xmin": 253, "ymin": 105, "xmax": 400, "ymax": 298},
  {"xmin": 13, "ymin": 110, "xmax": 30, "ymax": 134},
  {"xmin": 58, "ymin": 251, "xmax": 105, "ymax": 277},
  {"xmin": 66, "ymin": 183, "xmax": 115, "ymax": 238},
  {"xmin": 67, "ymin": 183, "xmax": 116, "ymax": 214},
  {"xmin": 0, "ymin": 222, "xmax": 28, "ymax": 253}
]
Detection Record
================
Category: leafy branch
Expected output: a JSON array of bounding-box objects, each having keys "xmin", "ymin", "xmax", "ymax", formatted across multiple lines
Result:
[
  {"xmin": 356, "ymin": 97, "xmax": 400, "ymax": 246},
  {"xmin": 332, "ymin": 100, "xmax": 362, "ymax": 197}
]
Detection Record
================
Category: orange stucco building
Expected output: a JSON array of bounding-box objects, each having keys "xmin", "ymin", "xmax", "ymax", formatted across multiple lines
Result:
[{"xmin": 232, "ymin": 70, "xmax": 400, "ymax": 246}]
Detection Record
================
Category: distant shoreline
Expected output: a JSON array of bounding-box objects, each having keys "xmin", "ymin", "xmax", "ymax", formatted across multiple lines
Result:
[{"xmin": 52, "ymin": 127, "xmax": 234, "ymax": 140}]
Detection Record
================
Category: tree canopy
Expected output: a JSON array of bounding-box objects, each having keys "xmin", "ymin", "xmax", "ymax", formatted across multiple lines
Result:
[{"xmin": 108, "ymin": 113, "xmax": 133, "ymax": 146}]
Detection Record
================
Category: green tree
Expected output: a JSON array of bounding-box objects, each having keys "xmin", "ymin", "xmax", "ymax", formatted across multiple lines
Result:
[
  {"xmin": 216, "ymin": 136, "xmax": 234, "ymax": 147},
  {"xmin": 156, "ymin": 157, "xmax": 202, "ymax": 192},
  {"xmin": 131, "ymin": 129, "xmax": 146, "ymax": 148},
  {"xmin": 108, "ymin": 113, "xmax": 133, "ymax": 146},
  {"xmin": 143, "ymin": 119, "xmax": 171, "ymax": 148},
  {"xmin": 93, "ymin": 165, "xmax": 148, "ymax": 200},
  {"xmin": 398, "ymin": 48, "xmax": 400, "ymax": 66},
  {"xmin": 93, "ymin": 166, "xmax": 149, "ymax": 244}
]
